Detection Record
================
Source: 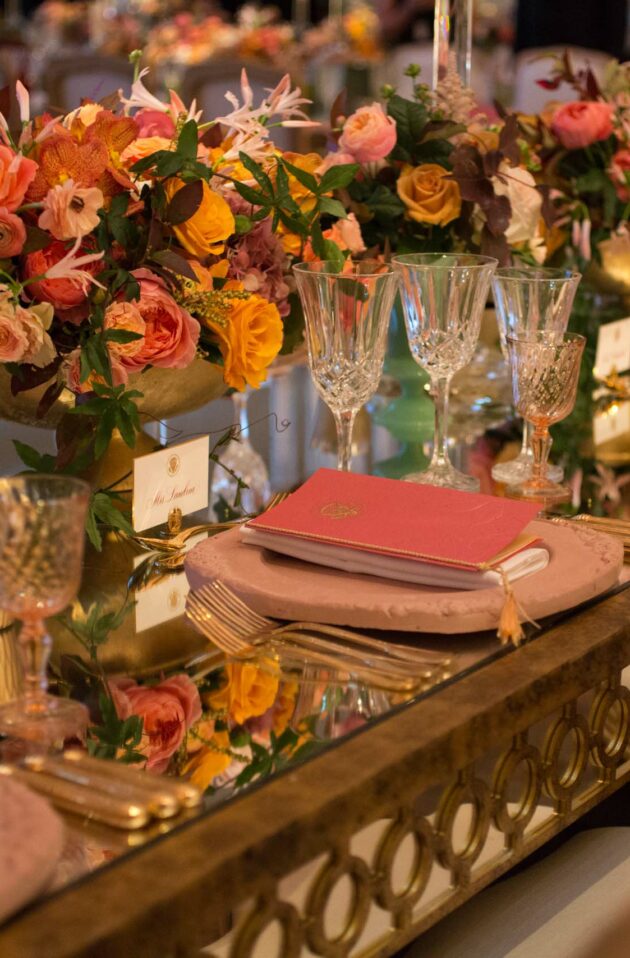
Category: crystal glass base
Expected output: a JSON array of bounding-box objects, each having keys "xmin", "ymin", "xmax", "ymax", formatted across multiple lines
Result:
[
  {"xmin": 505, "ymin": 479, "xmax": 571, "ymax": 504},
  {"xmin": 0, "ymin": 694, "xmax": 88, "ymax": 746},
  {"xmin": 403, "ymin": 463, "xmax": 480, "ymax": 493},
  {"xmin": 492, "ymin": 455, "xmax": 563, "ymax": 485}
]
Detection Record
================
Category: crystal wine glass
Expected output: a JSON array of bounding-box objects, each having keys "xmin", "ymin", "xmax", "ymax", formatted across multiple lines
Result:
[
  {"xmin": 210, "ymin": 389, "xmax": 271, "ymax": 517},
  {"xmin": 506, "ymin": 331, "xmax": 586, "ymax": 502},
  {"xmin": 392, "ymin": 253, "xmax": 497, "ymax": 491},
  {"xmin": 0, "ymin": 475, "xmax": 90, "ymax": 745},
  {"xmin": 491, "ymin": 266, "xmax": 581, "ymax": 486},
  {"xmin": 293, "ymin": 260, "xmax": 398, "ymax": 471}
]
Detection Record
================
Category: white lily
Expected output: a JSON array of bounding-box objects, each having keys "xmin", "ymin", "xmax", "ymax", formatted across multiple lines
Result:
[
  {"xmin": 15, "ymin": 80, "xmax": 29, "ymax": 125},
  {"xmin": 119, "ymin": 68, "xmax": 170, "ymax": 115}
]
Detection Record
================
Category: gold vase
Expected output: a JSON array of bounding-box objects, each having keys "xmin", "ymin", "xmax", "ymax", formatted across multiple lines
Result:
[{"xmin": 1, "ymin": 358, "xmax": 228, "ymax": 678}]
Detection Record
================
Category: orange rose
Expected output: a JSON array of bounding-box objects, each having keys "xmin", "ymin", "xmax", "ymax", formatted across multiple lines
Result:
[
  {"xmin": 397, "ymin": 163, "xmax": 461, "ymax": 226},
  {"xmin": 121, "ymin": 136, "xmax": 173, "ymax": 170},
  {"xmin": 164, "ymin": 178, "xmax": 234, "ymax": 258},
  {"xmin": 0, "ymin": 145, "xmax": 37, "ymax": 212},
  {"xmin": 103, "ymin": 301, "xmax": 146, "ymax": 358},
  {"xmin": 206, "ymin": 290, "xmax": 283, "ymax": 390},
  {"xmin": 184, "ymin": 731, "xmax": 231, "ymax": 791},
  {"xmin": 207, "ymin": 661, "xmax": 279, "ymax": 725}
]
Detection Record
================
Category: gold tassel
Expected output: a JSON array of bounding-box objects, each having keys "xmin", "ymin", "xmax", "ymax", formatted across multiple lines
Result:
[{"xmin": 486, "ymin": 566, "xmax": 539, "ymax": 647}]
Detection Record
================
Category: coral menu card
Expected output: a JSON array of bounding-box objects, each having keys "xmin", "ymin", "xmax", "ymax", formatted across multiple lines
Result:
[{"xmin": 247, "ymin": 469, "xmax": 542, "ymax": 571}]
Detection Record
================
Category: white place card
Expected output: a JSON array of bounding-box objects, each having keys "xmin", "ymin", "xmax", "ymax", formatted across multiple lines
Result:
[
  {"xmin": 593, "ymin": 399, "xmax": 630, "ymax": 447},
  {"xmin": 133, "ymin": 436, "xmax": 210, "ymax": 532},
  {"xmin": 594, "ymin": 317, "xmax": 630, "ymax": 379}
]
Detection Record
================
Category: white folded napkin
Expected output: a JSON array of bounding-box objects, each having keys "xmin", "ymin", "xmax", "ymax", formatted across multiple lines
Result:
[{"xmin": 240, "ymin": 526, "xmax": 549, "ymax": 590}]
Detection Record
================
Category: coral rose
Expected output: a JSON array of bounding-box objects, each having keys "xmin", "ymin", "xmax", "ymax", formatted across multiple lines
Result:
[
  {"xmin": 109, "ymin": 674, "xmax": 202, "ymax": 773},
  {"xmin": 121, "ymin": 136, "xmax": 174, "ymax": 170},
  {"xmin": 338, "ymin": 103, "xmax": 397, "ymax": 163},
  {"xmin": 206, "ymin": 289, "xmax": 283, "ymax": 390},
  {"xmin": 22, "ymin": 240, "xmax": 101, "ymax": 317},
  {"xmin": 134, "ymin": 108, "xmax": 176, "ymax": 139},
  {"xmin": 610, "ymin": 148, "xmax": 630, "ymax": 202},
  {"xmin": 103, "ymin": 301, "xmax": 146, "ymax": 358},
  {"xmin": 18, "ymin": 303, "xmax": 55, "ymax": 368},
  {"xmin": 207, "ymin": 661, "xmax": 279, "ymax": 725},
  {"xmin": 0, "ymin": 146, "xmax": 37, "ymax": 212},
  {"xmin": 122, "ymin": 268, "xmax": 200, "ymax": 370},
  {"xmin": 551, "ymin": 101, "xmax": 614, "ymax": 150},
  {"xmin": 397, "ymin": 163, "xmax": 461, "ymax": 226},
  {"xmin": 317, "ymin": 151, "xmax": 357, "ymax": 174},
  {"xmin": 164, "ymin": 178, "xmax": 234, "ymax": 258},
  {"xmin": 0, "ymin": 207, "xmax": 26, "ymax": 256}
]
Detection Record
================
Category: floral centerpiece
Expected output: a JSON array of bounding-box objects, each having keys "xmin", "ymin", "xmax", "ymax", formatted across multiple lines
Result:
[{"xmin": 0, "ymin": 65, "xmax": 358, "ymax": 540}]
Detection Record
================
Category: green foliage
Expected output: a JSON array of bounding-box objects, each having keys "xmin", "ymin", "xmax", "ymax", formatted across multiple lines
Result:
[
  {"xmin": 70, "ymin": 383, "xmax": 144, "ymax": 458},
  {"xmin": 86, "ymin": 490, "xmax": 135, "ymax": 551},
  {"xmin": 88, "ymin": 692, "xmax": 145, "ymax": 763}
]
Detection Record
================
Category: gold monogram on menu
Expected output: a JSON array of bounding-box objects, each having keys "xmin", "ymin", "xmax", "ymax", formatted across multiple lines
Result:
[{"xmin": 320, "ymin": 502, "xmax": 360, "ymax": 519}]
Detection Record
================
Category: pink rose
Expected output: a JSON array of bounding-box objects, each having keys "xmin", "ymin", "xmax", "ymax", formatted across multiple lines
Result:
[
  {"xmin": 0, "ymin": 207, "xmax": 26, "ymax": 256},
  {"xmin": 134, "ymin": 109, "xmax": 176, "ymax": 139},
  {"xmin": 551, "ymin": 101, "xmax": 614, "ymax": 150},
  {"xmin": 122, "ymin": 268, "xmax": 200, "ymax": 371},
  {"xmin": 0, "ymin": 304, "xmax": 28, "ymax": 362},
  {"xmin": 64, "ymin": 347, "xmax": 129, "ymax": 393},
  {"xmin": 610, "ymin": 148, "xmax": 630, "ymax": 202},
  {"xmin": 22, "ymin": 240, "xmax": 100, "ymax": 318},
  {"xmin": 0, "ymin": 145, "xmax": 37, "ymax": 212},
  {"xmin": 109, "ymin": 674, "xmax": 202, "ymax": 773},
  {"xmin": 338, "ymin": 103, "xmax": 397, "ymax": 164},
  {"xmin": 326, "ymin": 212, "xmax": 366, "ymax": 254}
]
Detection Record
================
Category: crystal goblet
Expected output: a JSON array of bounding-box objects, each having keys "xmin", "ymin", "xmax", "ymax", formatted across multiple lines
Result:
[
  {"xmin": 506, "ymin": 332, "xmax": 586, "ymax": 502},
  {"xmin": 293, "ymin": 260, "xmax": 398, "ymax": 472},
  {"xmin": 0, "ymin": 475, "xmax": 90, "ymax": 745},
  {"xmin": 491, "ymin": 266, "xmax": 581, "ymax": 486},
  {"xmin": 392, "ymin": 253, "xmax": 497, "ymax": 491}
]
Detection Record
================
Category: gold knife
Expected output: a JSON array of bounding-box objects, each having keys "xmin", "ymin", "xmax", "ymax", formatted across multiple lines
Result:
[{"xmin": 62, "ymin": 750, "xmax": 202, "ymax": 809}]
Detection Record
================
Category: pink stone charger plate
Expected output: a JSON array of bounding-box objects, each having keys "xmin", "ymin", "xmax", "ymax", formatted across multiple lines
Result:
[{"xmin": 185, "ymin": 520, "xmax": 624, "ymax": 634}]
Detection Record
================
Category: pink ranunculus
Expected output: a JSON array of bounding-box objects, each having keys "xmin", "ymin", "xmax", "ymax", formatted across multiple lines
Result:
[
  {"xmin": 0, "ymin": 207, "xmax": 26, "ymax": 256},
  {"xmin": 109, "ymin": 674, "xmax": 202, "ymax": 773},
  {"xmin": 0, "ymin": 145, "xmax": 37, "ymax": 212},
  {"xmin": 122, "ymin": 269, "xmax": 200, "ymax": 370},
  {"xmin": 610, "ymin": 148, "xmax": 630, "ymax": 202},
  {"xmin": 134, "ymin": 108, "xmax": 176, "ymax": 139},
  {"xmin": 338, "ymin": 103, "xmax": 397, "ymax": 164},
  {"xmin": 551, "ymin": 101, "xmax": 614, "ymax": 150},
  {"xmin": 22, "ymin": 240, "xmax": 101, "ymax": 317}
]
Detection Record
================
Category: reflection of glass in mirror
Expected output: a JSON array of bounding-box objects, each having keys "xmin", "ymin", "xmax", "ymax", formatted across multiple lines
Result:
[
  {"xmin": 210, "ymin": 389, "xmax": 270, "ymax": 518},
  {"xmin": 491, "ymin": 267, "xmax": 581, "ymax": 487},
  {"xmin": 293, "ymin": 261, "xmax": 399, "ymax": 472},
  {"xmin": 0, "ymin": 475, "xmax": 90, "ymax": 745}
]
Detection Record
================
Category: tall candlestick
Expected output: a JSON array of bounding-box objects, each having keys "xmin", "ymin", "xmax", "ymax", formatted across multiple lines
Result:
[
  {"xmin": 432, "ymin": 0, "xmax": 451, "ymax": 88},
  {"xmin": 454, "ymin": 0, "xmax": 473, "ymax": 87}
]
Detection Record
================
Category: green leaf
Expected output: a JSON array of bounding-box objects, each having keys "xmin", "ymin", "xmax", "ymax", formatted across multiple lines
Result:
[
  {"xmin": 233, "ymin": 180, "xmax": 269, "ymax": 208},
  {"xmin": 238, "ymin": 151, "xmax": 274, "ymax": 196},
  {"xmin": 177, "ymin": 120, "xmax": 199, "ymax": 161},
  {"xmin": 12, "ymin": 440, "xmax": 56, "ymax": 472},
  {"xmin": 387, "ymin": 95, "xmax": 428, "ymax": 156},
  {"xmin": 165, "ymin": 178, "xmax": 204, "ymax": 226},
  {"xmin": 575, "ymin": 169, "xmax": 608, "ymax": 193},
  {"xmin": 103, "ymin": 329, "xmax": 143, "ymax": 345},
  {"xmin": 366, "ymin": 183, "xmax": 406, "ymax": 222},
  {"xmin": 234, "ymin": 214, "xmax": 253, "ymax": 234},
  {"xmin": 318, "ymin": 196, "xmax": 348, "ymax": 219},
  {"xmin": 85, "ymin": 504, "xmax": 102, "ymax": 550},
  {"xmin": 318, "ymin": 163, "xmax": 361, "ymax": 193},
  {"xmin": 22, "ymin": 226, "xmax": 52, "ymax": 254},
  {"xmin": 281, "ymin": 157, "xmax": 319, "ymax": 194}
]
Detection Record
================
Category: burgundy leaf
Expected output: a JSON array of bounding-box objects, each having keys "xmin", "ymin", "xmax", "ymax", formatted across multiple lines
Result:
[
  {"xmin": 484, "ymin": 193, "xmax": 511, "ymax": 237},
  {"xmin": 584, "ymin": 68, "xmax": 602, "ymax": 100},
  {"xmin": 164, "ymin": 179, "xmax": 204, "ymax": 226},
  {"xmin": 37, "ymin": 380, "xmax": 64, "ymax": 419},
  {"xmin": 329, "ymin": 88, "xmax": 347, "ymax": 133},
  {"xmin": 151, "ymin": 248, "xmax": 199, "ymax": 281},
  {"xmin": 481, "ymin": 226, "xmax": 511, "ymax": 265},
  {"xmin": 498, "ymin": 113, "xmax": 521, "ymax": 166},
  {"xmin": 482, "ymin": 150, "xmax": 502, "ymax": 178},
  {"xmin": 537, "ymin": 184, "xmax": 556, "ymax": 228},
  {"xmin": 200, "ymin": 123, "xmax": 223, "ymax": 149},
  {"xmin": 98, "ymin": 91, "xmax": 121, "ymax": 112},
  {"xmin": 10, "ymin": 359, "xmax": 60, "ymax": 396},
  {"xmin": 536, "ymin": 78, "xmax": 562, "ymax": 90}
]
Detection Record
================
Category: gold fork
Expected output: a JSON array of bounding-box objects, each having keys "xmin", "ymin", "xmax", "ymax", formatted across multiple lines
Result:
[
  {"xmin": 186, "ymin": 586, "xmax": 450, "ymax": 688},
  {"xmin": 185, "ymin": 598, "xmax": 433, "ymax": 694},
  {"xmin": 196, "ymin": 581, "xmax": 450, "ymax": 668}
]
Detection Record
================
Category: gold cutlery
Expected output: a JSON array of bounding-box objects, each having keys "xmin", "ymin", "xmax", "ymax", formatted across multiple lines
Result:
[
  {"xmin": 550, "ymin": 514, "xmax": 630, "ymax": 560},
  {"xmin": 186, "ymin": 585, "xmax": 451, "ymax": 693},
  {"xmin": 0, "ymin": 749, "xmax": 202, "ymax": 830}
]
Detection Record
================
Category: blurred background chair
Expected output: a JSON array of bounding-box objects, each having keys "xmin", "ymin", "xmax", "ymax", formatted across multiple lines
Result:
[{"xmin": 39, "ymin": 53, "xmax": 135, "ymax": 113}]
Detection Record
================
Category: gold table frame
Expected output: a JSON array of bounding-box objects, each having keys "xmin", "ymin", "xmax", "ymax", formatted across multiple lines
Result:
[{"xmin": 2, "ymin": 587, "xmax": 630, "ymax": 958}]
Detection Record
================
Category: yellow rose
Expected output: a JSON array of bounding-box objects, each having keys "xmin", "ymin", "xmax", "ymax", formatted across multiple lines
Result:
[
  {"xmin": 209, "ymin": 661, "xmax": 280, "ymax": 725},
  {"xmin": 272, "ymin": 680, "xmax": 298, "ymax": 735},
  {"xmin": 164, "ymin": 178, "xmax": 235, "ymax": 258},
  {"xmin": 207, "ymin": 291, "xmax": 283, "ymax": 391},
  {"xmin": 396, "ymin": 163, "xmax": 461, "ymax": 226},
  {"xmin": 185, "ymin": 731, "xmax": 231, "ymax": 791},
  {"xmin": 278, "ymin": 152, "xmax": 322, "ymax": 254}
]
